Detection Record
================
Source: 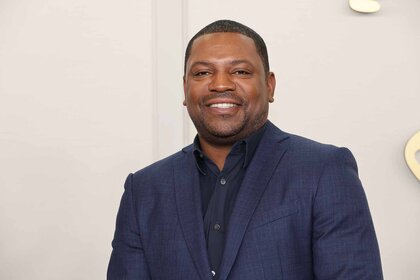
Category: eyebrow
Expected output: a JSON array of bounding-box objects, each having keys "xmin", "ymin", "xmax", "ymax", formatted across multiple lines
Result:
[
  {"xmin": 189, "ymin": 59, "xmax": 253, "ymax": 69},
  {"xmin": 230, "ymin": 59, "xmax": 252, "ymax": 66},
  {"xmin": 189, "ymin": 61, "xmax": 213, "ymax": 69}
]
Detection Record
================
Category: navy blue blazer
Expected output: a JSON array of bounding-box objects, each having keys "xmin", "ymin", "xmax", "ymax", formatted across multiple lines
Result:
[{"xmin": 108, "ymin": 121, "xmax": 383, "ymax": 280}]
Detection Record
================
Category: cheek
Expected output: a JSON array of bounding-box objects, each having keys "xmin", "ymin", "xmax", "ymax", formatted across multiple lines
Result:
[
  {"xmin": 185, "ymin": 91, "xmax": 198, "ymax": 105},
  {"xmin": 185, "ymin": 93, "xmax": 203, "ymax": 111},
  {"xmin": 245, "ymin": 96, "xmax": 269, "ymax": 117},
  {"xmin": 242, "ymin": 85, "xmax": 267, "ymax": 105},
  {"xmin": 186, "ymin": 83, "xmax": 207, "ymax": 102}
]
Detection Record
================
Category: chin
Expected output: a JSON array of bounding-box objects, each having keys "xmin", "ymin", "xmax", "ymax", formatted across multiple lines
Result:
[
  {"xmin": 198, "ymin": 124, "xmax": 249, "ymax": 146},
  {"xmin": 207, "ymin": 121, "xmax": 245, "ymax": 136},
  {"xmin": 192, "ymin": 113, "xmax": 267, "ymax": 145}
]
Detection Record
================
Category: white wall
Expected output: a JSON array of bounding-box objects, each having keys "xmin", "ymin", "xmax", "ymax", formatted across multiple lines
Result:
[
  {"xmin": 0, "ymin": 0, "xmax": 419, "ymax": 279},
  {"xmin": 0, "ymin": 0, "xmax": 155, "ymax": 279}
]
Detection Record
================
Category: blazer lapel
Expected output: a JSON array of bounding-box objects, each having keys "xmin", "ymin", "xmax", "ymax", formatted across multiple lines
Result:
[
  {"xmin": 173, "ymin": 149, "xmax": 212, "ymax": 280},
  {"xmin": 217, "ymin": 122, "xmax": 290, "ymax": 280}
]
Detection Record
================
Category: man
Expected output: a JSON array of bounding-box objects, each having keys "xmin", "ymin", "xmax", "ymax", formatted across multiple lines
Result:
[{"xmin": 108, "ymin": 20, "xmax": 383, "ymax": 279}]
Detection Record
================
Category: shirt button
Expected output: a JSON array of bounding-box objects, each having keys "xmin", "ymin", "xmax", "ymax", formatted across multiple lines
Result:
[
  {"xmin": 211, "ymin": 271, "xmax": 216, "ymax": 277},
  {"xmin": 220, "ymin": 178, "xmax": 226, "ymax": 185},
  {"xmin": 214, "ymin": 223, "xmax": 221, "ymax": 231}
]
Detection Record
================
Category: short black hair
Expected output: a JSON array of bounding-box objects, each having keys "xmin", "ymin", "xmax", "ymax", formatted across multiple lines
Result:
[{"xmin": 184, "ymin": 19, "xmax": 270, "ymax": 75}]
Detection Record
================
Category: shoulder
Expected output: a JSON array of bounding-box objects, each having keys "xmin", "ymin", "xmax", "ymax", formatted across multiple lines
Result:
[
  {"xmin": 265, "ymin": 122, "xmax": 357, "ymax": 169},
  {"xmin": 265, "ymin": 125, "xmax": 362, "ymax": 201},
  {"xmin": 287, "ymin": 133, "xmax": 355, "ymax": 163}
]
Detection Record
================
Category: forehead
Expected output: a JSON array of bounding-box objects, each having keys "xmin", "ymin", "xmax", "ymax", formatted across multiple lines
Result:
[{"xmin": 188, "ymin": 32, "xmax": 259, "ymax": 61}]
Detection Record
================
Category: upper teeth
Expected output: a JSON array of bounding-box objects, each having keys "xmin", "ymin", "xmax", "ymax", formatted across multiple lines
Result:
[{"xmin": 209, "ymin": 103, "xmax": 238, "ymax": 108}]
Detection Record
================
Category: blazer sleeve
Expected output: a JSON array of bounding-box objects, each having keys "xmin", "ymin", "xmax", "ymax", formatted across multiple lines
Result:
[
  {"xmin": 107, "ymin": 173, "xmax": 152, "ymax": 280},
  {"xmin": 312, "ymin": 148, "xmax": 383, "ymax": 279}
]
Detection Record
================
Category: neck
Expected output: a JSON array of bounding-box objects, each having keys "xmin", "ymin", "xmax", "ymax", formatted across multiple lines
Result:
[{"xmin": 199, "ymin": 138, "xmax": 232, "ymax": 171}]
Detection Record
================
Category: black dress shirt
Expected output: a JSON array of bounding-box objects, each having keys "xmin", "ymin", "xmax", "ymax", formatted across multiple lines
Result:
[{"xmin": 192, "ymin": 123, "xmax": 267, "ymax": 276}]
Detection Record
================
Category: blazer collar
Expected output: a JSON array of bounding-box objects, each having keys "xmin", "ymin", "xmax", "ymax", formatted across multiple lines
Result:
[
  {"xmin": 218, "ymin": 121, "xmax": 289, "ymax": 280},
  {"xmin": 173, "ymin": 149, "xmax": 213, "ymax": 280},
  {"xmin": 175, "ymin": 121, "xmax": 289, "ymax": 280}
]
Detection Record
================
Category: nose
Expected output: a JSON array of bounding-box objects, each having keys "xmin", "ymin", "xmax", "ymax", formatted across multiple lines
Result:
[{"xmin": 208, "ymin": 72, "xmax": 236, "ymax": 92}]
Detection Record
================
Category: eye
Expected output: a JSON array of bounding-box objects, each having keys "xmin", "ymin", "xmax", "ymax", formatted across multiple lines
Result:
[
  {"xmin": 232, "ymin": 70, "xmax": 251, "ymax": 76},
  {"xmin": 193, "ymin": 71, "xmax": 211, "ymax": 77}
]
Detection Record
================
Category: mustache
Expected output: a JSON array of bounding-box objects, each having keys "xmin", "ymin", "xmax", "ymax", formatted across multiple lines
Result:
[{"xmin": 202, "ymin": 92, "xmax": 245, "ymax": 105}]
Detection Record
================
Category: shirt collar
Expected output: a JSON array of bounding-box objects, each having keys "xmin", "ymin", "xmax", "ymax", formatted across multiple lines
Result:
[
  {"xmin": 192, "ymin": 122, "xmax": 267, "ymax": 174},
  {"xmin": 193, "ymin": 137, "xmax": 207, "ymax": 175},
  {"xmin": 242, "ymin": 122, "xmax": 267, "ymax": 168}
]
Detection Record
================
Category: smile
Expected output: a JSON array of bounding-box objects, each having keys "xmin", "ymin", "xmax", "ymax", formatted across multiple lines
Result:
[{"xmin": 208, "ymin": 103, "xmax": 239, "ymax": 108}]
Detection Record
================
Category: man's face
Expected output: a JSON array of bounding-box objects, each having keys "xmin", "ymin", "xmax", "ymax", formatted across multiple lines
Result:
[{"xmin": 183, "ymin": 32, "xmax": 275, "ymax": 145}]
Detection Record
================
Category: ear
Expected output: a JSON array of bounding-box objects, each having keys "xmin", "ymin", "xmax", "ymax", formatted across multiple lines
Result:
[
  {"xmin": 183, "ymin": 76, "xmax": 187, "ymax": 106},
  {"xmin": 266, "ymin": 72, "xmax": 276, "ymax": 103}
]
